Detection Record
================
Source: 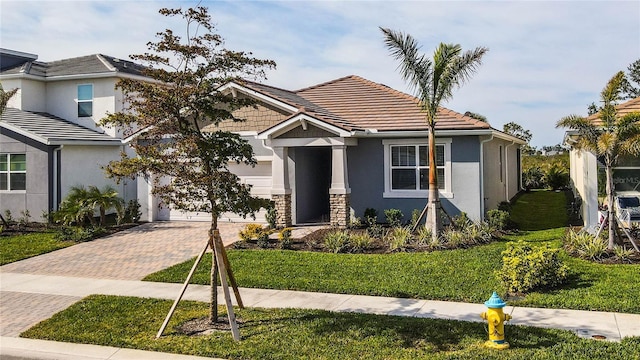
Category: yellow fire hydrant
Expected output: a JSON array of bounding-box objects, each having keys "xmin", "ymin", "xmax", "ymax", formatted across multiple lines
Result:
[{"xmin": 480, "ymin": 291, "xmax": 511, "ymax": 349}]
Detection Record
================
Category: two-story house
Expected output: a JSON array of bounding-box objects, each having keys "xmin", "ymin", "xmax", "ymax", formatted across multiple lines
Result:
[{"xmin": 0, "ymin": 49, "xmax": 149, "ymax": 219}]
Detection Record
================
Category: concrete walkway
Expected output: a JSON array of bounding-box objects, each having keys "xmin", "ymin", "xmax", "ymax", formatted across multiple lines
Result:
[{"xmin": 1, "ymin": 222, "xmax": 639, "ymax": 359}]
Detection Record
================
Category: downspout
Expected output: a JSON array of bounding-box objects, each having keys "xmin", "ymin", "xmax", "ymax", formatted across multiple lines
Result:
[
  {"xmin": 53, "ymin": 145, "xmax": 63, "ymax": 210},
  {"xmin": 479, "ymin": 135, "xmax": 494, "ymax": 222},
  {"xmin": 505, "ymin": 140, "xmax": 516, "ymax": 201}
]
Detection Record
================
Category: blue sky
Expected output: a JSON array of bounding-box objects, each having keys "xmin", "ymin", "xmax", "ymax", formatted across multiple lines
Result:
[{"xmin": 1, "ymin": 0, "xmax": 638, "ymax": 147}]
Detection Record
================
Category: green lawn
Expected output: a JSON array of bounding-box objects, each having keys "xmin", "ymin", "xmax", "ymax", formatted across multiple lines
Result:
[
  {"xmin": 0, "ymin": 232, "xmax": 73, "ymax": 265},
  {"xmin": 145, "ymin": 191, "xmax": 640, "ymax": 313},
  {"xmin": 21, "ymin": 295, "xmax": 640, "ymax": 360},
  {"xmin": 510, "ymin": 190, "xmax": 568, "ymax": 230}
]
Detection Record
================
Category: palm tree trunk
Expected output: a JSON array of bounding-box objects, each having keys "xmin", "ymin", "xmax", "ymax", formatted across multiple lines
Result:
[
  {"xmin": 209, "ymin": 216, "xmax": 219, "ymax": 323},
  {"xmin": 605, "ymin": 162, "xmax": 615, "ymax": 250},
  {"xmin": 425, "ymin": 127, "xmax": 442, "ymax": 240}
]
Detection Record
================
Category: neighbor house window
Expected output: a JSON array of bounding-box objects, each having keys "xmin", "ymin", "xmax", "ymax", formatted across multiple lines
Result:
[
  {"xmin": 77, "ymin": 84, "xmax": 93, "ymax": 117},
  {"xmin": 0, "ymin": 153, "xmax": 27, "ymax": 191},
  {"xmin": 383, "ymin": 138, "xmax": 452, "ymax": 198}
]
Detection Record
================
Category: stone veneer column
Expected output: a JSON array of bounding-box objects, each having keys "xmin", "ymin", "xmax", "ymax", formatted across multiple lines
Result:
[
  {"xmin": 329, "ymin": 145, "xmax": 351, "ymax": 228},
  {"xmin": 271, "ymin": 146, "xmax": 292, "ymax": 228},
  {"xmin": 330, "ymin": 193, "xmax": 350, "ymax": 228},
  {"xmin": 272, "ymin": 193, "xmax": 292, "ymax": 228}
]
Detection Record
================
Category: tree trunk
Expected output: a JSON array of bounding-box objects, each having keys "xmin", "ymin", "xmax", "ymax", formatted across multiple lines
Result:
[
  {"xmin": 100, "ymin": 208, "xmax": 106, "ymax": 227},
  {"xmin": 605, "ymin": 162, "xmax": 615, "ymax": 250},
  {"xmin": 424, "ymin": 127, "xmax": 442, "ymax": 240},
  {"xmin": 209, "ymin": 216, "xmax": 219, "ymax": 323}
]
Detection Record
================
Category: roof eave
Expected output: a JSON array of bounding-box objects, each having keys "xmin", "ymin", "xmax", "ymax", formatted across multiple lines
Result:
[
  {"xmin": 257, "ymin": 113, "xmax": 351, "ymax": 139},
  {"xmin": 218, "ymin": 82, "xmax": 299, "ymax": 114}
]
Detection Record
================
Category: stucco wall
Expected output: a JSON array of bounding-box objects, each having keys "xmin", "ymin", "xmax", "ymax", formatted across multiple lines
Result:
[
  {"xmin": 45, "ymin": 78, "xmax": 119, "ymax": 136},
  {"xmin": 482, "ymin": 138, "xmax": 521, "ymax": 210},
  {"xmin": 0, "ymin": 132, "xmax": 51, "ymax": 218},
  {"xmin": 347, "ymin": 137, "xmax": 484, "ymax": 223},
  {"xmin": 59, "ymin": 145, "xmax": 124, "ymax": 202}
]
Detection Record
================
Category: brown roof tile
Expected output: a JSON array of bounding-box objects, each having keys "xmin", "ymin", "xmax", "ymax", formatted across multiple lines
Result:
[
  {"xmin": 586, "ymin": 96, "xmax": 640, "ymax": 126},
  {"xmin": 296, "ymin": 75, "xmax": 490, "ymax": 131}
]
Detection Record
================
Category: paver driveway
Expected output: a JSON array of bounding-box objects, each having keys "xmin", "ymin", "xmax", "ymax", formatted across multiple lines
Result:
[
  {"xmin": 0, "ymin": 221, "xmax": 247, "ymax": 337},
  {"xmin": 0, "ymin": 221, "xmax": 246, "ymax": 280}
]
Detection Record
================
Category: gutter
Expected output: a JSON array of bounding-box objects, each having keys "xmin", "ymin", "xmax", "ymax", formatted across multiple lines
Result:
[{"xmin": 479, "ymin": 134, "xmax": 494, "ymax": 221}]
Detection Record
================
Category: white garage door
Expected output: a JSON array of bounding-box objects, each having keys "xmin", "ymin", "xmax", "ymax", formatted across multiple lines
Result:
[{"xmin": 169, "ymin": 175, "xmax": 272, "ymax": 223}]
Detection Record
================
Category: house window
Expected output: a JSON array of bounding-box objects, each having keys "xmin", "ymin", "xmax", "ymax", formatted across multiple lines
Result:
[
  {"xmin": 77, "ymin": 84, "xmax": 93, "ymax": 117},
  {"xmin": 0, "ymin": 153, "xmax": 27, "ymax": 191},
  {"xmin": 383, "ymin": 138, "xmax": 452, "ymax": 198}
]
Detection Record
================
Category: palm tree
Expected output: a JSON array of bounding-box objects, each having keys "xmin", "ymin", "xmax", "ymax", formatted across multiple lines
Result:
[
  {"xmin": 557, "ymin": 71, "xmax": 640, "ymax": 249},
  {"xmin": 57, "ymin": 185, "xmax": 96, "ymax": 225},
  {"xmin": 86, "ymin": 185, "xmax": 124, "ymax": 226},
  {"xmin": 381, "ymin": 27, "xmax": 488, "ymax": 238}
]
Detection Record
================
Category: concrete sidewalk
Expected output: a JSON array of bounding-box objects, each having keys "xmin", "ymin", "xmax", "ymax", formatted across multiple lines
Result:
[{"xmin": 2, "ymin": 272, "xmax": 640, "ymax": 343}]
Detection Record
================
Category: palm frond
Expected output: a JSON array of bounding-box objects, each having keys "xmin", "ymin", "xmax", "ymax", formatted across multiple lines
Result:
[{"xmin": 380, "ymin": 27, "xmax": 432, "ymax": 108}]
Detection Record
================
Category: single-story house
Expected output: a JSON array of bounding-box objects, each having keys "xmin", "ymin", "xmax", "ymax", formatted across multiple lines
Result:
[
  {"xmin": 565, "ymin": 96, "xmax": 640, "ymax": 230},
  {"xmin": 156, "ymin": 75, "xmax": 526, "ymax": 227}
]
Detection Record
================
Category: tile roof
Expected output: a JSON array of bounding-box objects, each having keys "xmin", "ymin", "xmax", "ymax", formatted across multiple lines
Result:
[
  {"xmin": 586, "ymin": 96, "xmax": 640, "ymax": 126},
  {"xmin": 241, "ymin": 75, "xmax": 490, "ymax": 133},
  {"xmin": 0, "ymin": 54, "xmax": 146, "ymax": 78},
  {"xmin": 297, "ymin": 75, "xmax": 490, "ymax": 131},
  {"xmin": 1, "ymin": 108, "xmax": 121, "ymax": 145}
]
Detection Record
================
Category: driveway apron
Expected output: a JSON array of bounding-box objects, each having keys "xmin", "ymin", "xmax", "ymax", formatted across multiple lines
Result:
[{"xmin": 0, "ymin": 221, "xmax": 246, "ymax": 337}]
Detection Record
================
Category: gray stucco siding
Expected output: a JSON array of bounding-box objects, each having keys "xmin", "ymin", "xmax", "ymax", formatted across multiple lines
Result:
[
  {"xmin": 1, "ymin": 130, "xmax": 53, "ymax": 218},
  {"xmin": 347, "ymin": 136, "xmax": 483, "ymax": 223}
]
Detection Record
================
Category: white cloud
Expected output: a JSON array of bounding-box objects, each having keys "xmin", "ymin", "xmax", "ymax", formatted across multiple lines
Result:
[{"xmin": 1, "ymin": 0, "xmax": 638, "ymax": 147}]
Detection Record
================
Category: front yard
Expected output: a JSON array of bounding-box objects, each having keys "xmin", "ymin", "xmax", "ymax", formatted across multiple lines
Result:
[
  {"xmin": 14, "ymin": 190, "xmax": 640, "ymax": 359},
  {"xmin": 21, "ymin": 295, "xmax": 640, "ymax": 360},
  {"xmin": 144, "ymin": 191, "xmax": 640, "ymax": 313}
]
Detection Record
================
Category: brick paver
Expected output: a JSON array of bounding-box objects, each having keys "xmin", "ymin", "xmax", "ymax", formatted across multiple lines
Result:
[
  {"xmin": 0, "ymin": 222, "xmax": 246, "ymax": 280},
  {"xmin": 0, "ymin": 291, "xmax": 82, "ymax": 337}
]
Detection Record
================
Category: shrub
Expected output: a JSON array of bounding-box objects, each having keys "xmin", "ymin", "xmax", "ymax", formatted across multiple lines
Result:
[
  {"xmin": 523, "ymin": 167, "xmax": 545, "ymax": 191},
  {"xmin": 563, "ymin": 230, "xmax": 607, "ymax": 261},
  {"xmin": 386, "ymin": 227, "xmax": 412, "ymax": 252},
  {"xmin": 465, "ymin": 223, "xmax": 492, "ymax": 244},
  {"xmin": 349, "ymin": 233, "xmax": 374, "ymax": 253},
  {"xmin": 497, "ymin": 201, "xmax": 512, "ymax": 212},
  {"xmin": 414, "ymin": 226, "xmax": 432, "ymax": 247},
  {"xmin": 410, "ymin": 209, "xmax": 421, "ymax": 227},
  {"xmin": 324, "ymin": 230, "xmax": 350, "ymax": 253},
  {"xmin": 3, "ymin": 210, "xmax": 13, "ymax": 223},
  {"xmin": 364, "ymin": 208, "xmax": 378, "ymax": 223},
  {"xmin": 545, "ymin": 163, "xmax": 569, "ymax": 190},
  {"xmin": 452, "ymin": 212, "xmax": 472, "ymax": 230},
  {"xmin": 440, "ymin": 227, "xmax": 468, "ymax": 248},
  {"xmin": 257, "ymin": 231, "xmax": 271, "ymax": 249},
  {"xmin": 55, "ymin": 226, "xmax": 106, "ymax": 242},
  {"xmin": 121, "ymin": 200, "xmax": 142, "ymax": 223},
  {"xmin": 487, "ymin": 209, "xmax": 512, "ymax": 231},
  {"xmin": 366, "ymin": 222, "xmax": 385, "ymax": 239},
  {"xmin": 384, "ymin": 209, "xmax": 403, "ymax": 227},
  {"xmin": 18, "ymin": 210, "xmax": 31, "ymax": 226},
  {"xmin": 278, "ymin": 227, "xmax": 294, "ymax": 250},
  {"xmin": 349, "ymin": 216, "xmax": 363, "ymax": 229},
  {"xmin": 265, "ymin": 202, "xmax": 276, "ymax": 229},
  {"xmin": 498, "ymin": 241, "xmax": 569, "ymax": 294},
  {"xmin": 239, "ymin": 223, "xmax": 269, "ymax": 241},
  {"xmin": 613, "ymin": 245, "xmax": 635, "ymax": 263}
]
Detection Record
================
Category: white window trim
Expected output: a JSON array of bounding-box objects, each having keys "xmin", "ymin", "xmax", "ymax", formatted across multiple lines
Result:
[
  {"xmin": 382, "ymin": 138, "xmax": 452, "ymax": 198},
  {"xmin": 77, "ymin": 83, "xmax": 93, "ymax": 118},
  {"xmin": 0, "ymin": 153, "xmax": 27, "ymax": 193}
]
